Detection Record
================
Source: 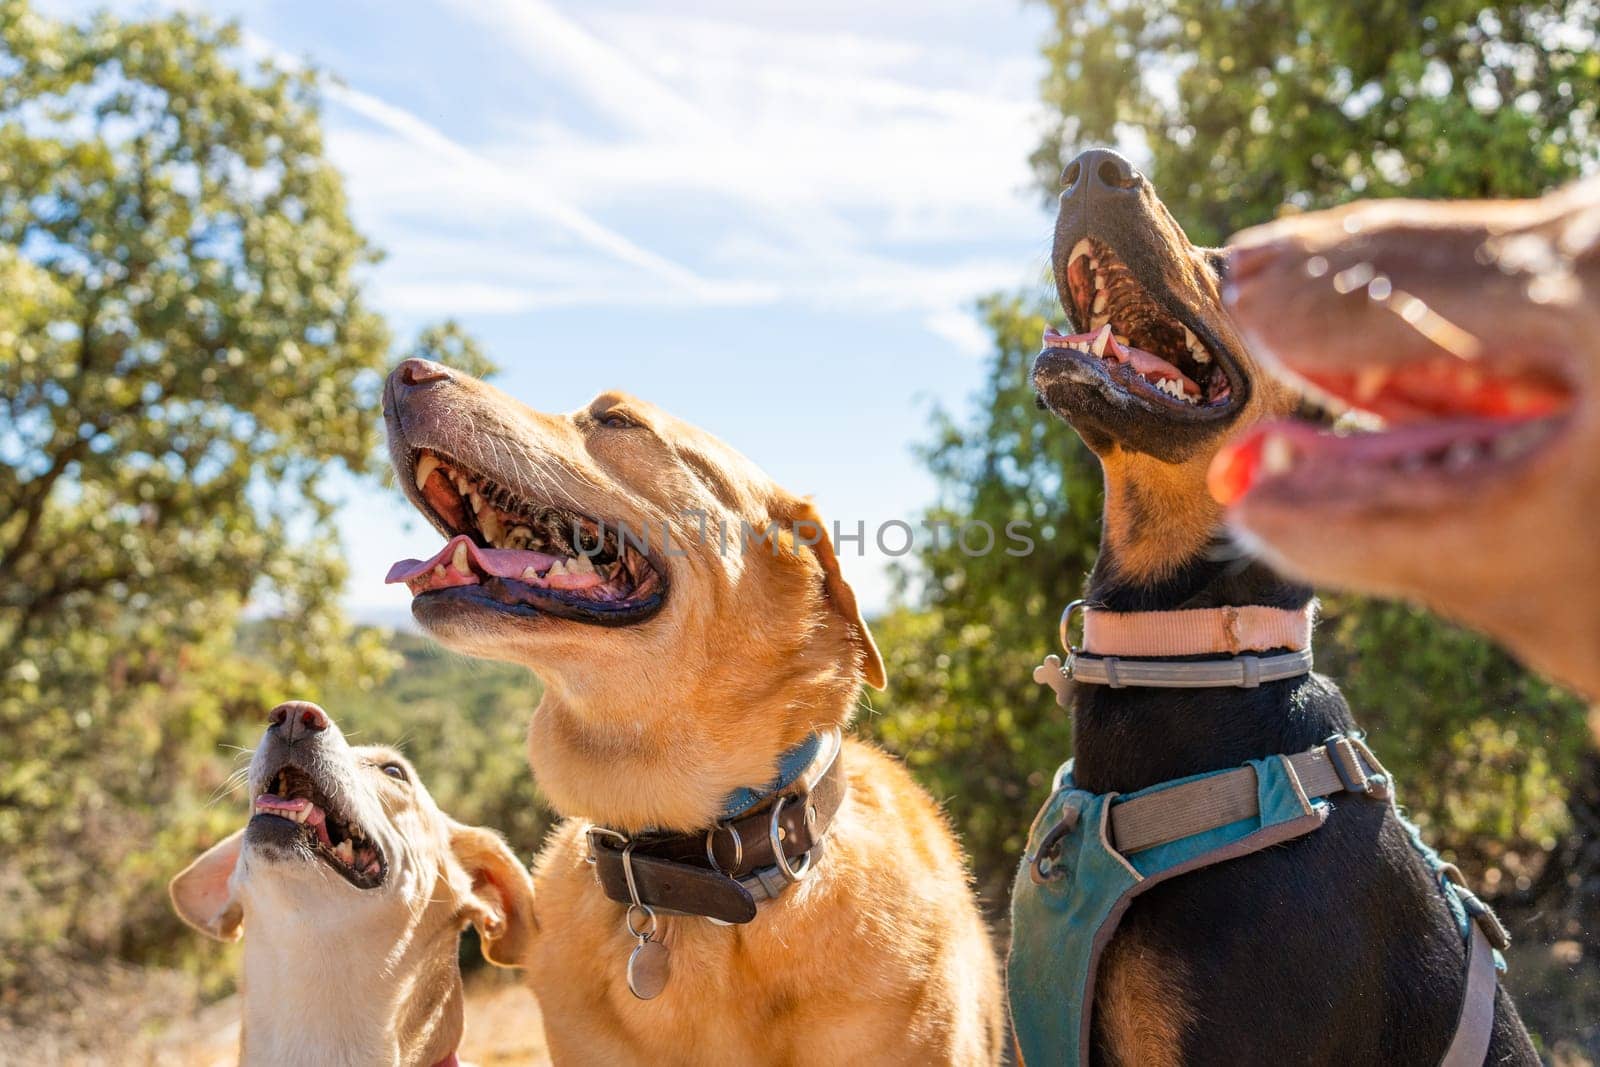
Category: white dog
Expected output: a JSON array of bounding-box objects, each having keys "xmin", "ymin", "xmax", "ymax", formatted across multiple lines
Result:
[{"xmin": 171, "ymin": 701, "xmax": 536, "ymax": 1067}]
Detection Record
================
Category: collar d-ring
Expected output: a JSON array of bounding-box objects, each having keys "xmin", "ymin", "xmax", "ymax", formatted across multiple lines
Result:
[
  {"xmin": 768, "ymin": 795, "xmax": 812, "ymax": 883},
  {"xmin": 704, "ymin": 821, "xmax": 743, "ymax": 874}
]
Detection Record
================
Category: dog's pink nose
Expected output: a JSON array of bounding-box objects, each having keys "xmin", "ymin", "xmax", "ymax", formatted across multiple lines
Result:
[{"xmin": 267, "ymin": 701, "xmax": 330, "ymax": 743}]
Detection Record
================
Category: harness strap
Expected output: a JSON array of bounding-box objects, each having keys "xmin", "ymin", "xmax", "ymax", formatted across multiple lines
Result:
[
  {"xmin": 1108, "ymin": 735, "xmax": 1388, "ymax": 855},
  {"xmin": 1082, "ymin": 602, "xmax": 1315, "ymax": 657},
  {"xmin": 1442, "ymin": 922, "xmax": 1499, "ymax": 1067}
]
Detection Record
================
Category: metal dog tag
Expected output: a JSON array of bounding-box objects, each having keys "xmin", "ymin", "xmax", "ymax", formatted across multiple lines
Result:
[
  {"xmin": 627, "ymin": 938, "xmax": 670, "ymax": 1000},
  {"xmin": 1034, "ymin": 654, "xmax": 1073, "ymax": 707}
]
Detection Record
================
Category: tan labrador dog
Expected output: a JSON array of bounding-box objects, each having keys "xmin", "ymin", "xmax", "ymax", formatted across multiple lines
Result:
[
  {"xmin": 382, "ymin": 361, "xmax": 1004, "ymax": 1066},
  {"xmin": 1214, "ymin": 178, "xmax": 1599, "ymax": 702},
  {"xmin": 171, "ymin": 700, "xmax": 536, "ymax": 1067}
]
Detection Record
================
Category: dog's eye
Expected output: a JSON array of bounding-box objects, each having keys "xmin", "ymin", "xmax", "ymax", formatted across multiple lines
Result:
[
  {"xmin": 380, "ymin": 762, "xmax": 408, "ymax": 782},
  {"xmin": 597, "ymin": 410, "xmax": 637, "ymax": 430}
]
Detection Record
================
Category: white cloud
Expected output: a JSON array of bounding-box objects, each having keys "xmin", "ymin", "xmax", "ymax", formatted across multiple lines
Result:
[{"xmin": 924, "ymin": 309, "xmax": 993, "ymax": 357}]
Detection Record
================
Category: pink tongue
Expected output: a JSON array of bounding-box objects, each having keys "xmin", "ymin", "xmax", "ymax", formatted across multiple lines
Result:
[
  {"xmin": 385, "ymin": 534, "xmax": 604, "ymax": 594},
  {"xmin": 255, "ymin": 795, "xmax": 333, "ymax": 846},
  {"xmin": 1043, "ymin": 327, "xmax": 1199, "ymax": 397}
]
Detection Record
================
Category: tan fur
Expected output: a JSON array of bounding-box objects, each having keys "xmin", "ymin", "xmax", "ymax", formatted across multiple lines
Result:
[
  {"xmin": 1227, "ymin": 178, "xmax": 1600, "ymax": 703},
  {"xmin": 386, "ymin": 377, "xmax": 1005, "ymax": 1065},
  {"xmin": 1080, "ymin": 206, "xmax": 1299, "ymax": 584},
  {"xmin": 171, "ymin": 725, "xmax": 536, "ymax": 1066},
  {"xmin": 1094, "ymin": 931, "xmax": 1192, "ymax": 1067}
]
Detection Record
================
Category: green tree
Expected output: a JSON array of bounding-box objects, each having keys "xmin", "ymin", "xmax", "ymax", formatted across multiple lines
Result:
[
  {"xmin": 1031, "ymin": 0, "xmax": 1600, "ymax": 245},
  {"xmin": 865, "ymin": 0, "xmax": 1594, "ymax": 950},
  {"xmin": 0, "ymin": 1, "xmax": 475, "ymax": 993}
]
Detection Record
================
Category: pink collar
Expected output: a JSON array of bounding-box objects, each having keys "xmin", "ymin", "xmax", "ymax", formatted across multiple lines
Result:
[{"xmin": 1077, "ymin": 601, "xmax": 1316, "ymax": 658}]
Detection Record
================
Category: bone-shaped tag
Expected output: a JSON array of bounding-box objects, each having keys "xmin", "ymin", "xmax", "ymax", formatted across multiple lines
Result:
[{"xmin": 1033, "ymin": 654, "xmax": 1072, "ymax": 707}]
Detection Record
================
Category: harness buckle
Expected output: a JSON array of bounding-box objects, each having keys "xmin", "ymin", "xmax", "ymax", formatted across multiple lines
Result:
[
  {"xmin": 1325, "ymin": 734, "xmax": 1384, "ymax": 798},
  {"xmin": 1027, "ymin": 805, "xmax": 1081, "ymax": 885},
  {"xmin": 1441, "ymin": 863, "xmax": 1513, "ymax": 952}
]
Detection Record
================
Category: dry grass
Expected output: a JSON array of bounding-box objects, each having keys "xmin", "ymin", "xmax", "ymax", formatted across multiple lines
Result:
[{"xmin": 1, "ymin": 965, "xmax": 550, "ymax": 1067}]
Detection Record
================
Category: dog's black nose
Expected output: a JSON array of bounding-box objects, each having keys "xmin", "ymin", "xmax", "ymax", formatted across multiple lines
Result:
[
  {"xmin": 389, "ymin": 358, "xmax": 452, "ymax": 402},
  {"xmin": 1060, "ymin": 148, "xmax": 1142, "ymax": 202},
  {"xmin": 268, "ymin": 700, "xmax": 330, "ymax": 745}
]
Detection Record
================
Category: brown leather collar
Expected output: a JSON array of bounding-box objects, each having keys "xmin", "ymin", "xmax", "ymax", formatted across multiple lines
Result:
[{"xmin": 586, "ymin": 731, "xmax": 846, "ymax": 924}]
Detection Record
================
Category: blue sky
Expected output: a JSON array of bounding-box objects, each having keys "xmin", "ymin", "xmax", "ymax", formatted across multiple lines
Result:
[{"xmin": 50, "ymin": 0, "xmax": 1060, "ymax": 619}]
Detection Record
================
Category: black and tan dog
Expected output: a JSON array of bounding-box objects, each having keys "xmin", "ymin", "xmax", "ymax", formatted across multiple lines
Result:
[{"xmin": 1020, "ymin": 148, "xmax": 1535, "ymax": 1065}]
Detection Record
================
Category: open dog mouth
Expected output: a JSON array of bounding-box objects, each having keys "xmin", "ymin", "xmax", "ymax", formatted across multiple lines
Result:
[
  {"xmin": 386, "ymin": 449, "xmax": 666, "ymax": 626},
  {"xmin": 252, "ymin": 766, "xmax": 386, "ymax": 889},
  {"xmin": 1210, "ymin": 354, "xmax": 1575, "ymax": 508},
  {"xmin": 1042, "ymin": 237, "xmax": 1236, "ymax": 412}
]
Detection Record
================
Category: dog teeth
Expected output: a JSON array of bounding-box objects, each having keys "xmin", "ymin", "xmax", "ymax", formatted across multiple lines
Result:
[
  {"xmin": 414, "ymin": 454, "xmax": 440, "ymax": 491},
  {"xmin": 334, "ymin": 839, "xmax": 354, "ymax": 864},
  {"xmin": 548, "ymin": 559, "xmax": 569, "ymax": 577},
  {"xmin": 1094, "ymin": 274, "xmax": 1106, "ymax": 290},
  {"xmin": 520, "ymin": 566, "xmax": 539, "ymax": 580},
  {"xmin": 1183, "ymin": 326, "xmax": 1211, "ymax": 364},
  {"xmin": 1354, "ymin": 367, "xmax": 1390, "ymax": 401},
  {"xmin": 570, "ymin": 554, "xmax": 596, "ymax": 575},
  {"xmin": 1445, "ymin": 441, "xmax": 1481, "ymax": 470},
  {"xmin": 1092, "ymin": 291, "xmax": 1109, "ymax": 315},
  {"xmin": 507, "ymin": 525, "xmax": 532, "ymax": 549},
  {"xmin": 1493, "ymin": 423, "xmax": 1545, "ymax": 459},
  {"xmin": 1091, "ymin": 324, "xmax": 1113, "ymax": 357},
  {"xmin": 451, "ymin": 541, "xmax": 469, "ymax": 573},
  {"xmin": 1262, "ymin": 434, "xmax": 1295, "ymax": 475},
  {"xmin": 1068, "ymin": 238, "xmax": 1093, "ymax": 266},
  {"xmin": 479, "ymin": 510, "xmax": 504, "ymax": 545}
]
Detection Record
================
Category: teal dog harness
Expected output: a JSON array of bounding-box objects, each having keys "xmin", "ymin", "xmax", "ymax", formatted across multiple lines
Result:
[{"xmin": 1014, "ymin": 602, "xmax": 1508, "ymax": 1066}]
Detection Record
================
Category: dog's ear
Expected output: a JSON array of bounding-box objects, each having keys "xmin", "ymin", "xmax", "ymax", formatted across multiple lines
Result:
[
  {"xmin": 449, "ymin": 822, "xmax": 537, "ymax": 968},
  {"xmin": 170, "ymin": 829, "xmax": 246, "ymax": 942},
  {"xmin": 775, "ymin": 497, "xmax": 887, "ymax": 691}
]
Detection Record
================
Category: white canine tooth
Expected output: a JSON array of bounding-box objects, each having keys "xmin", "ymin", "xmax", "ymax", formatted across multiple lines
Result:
[
  {"xmin": 468, "ymin": 491, "xmax": 483, "ymax": 512},
  {"xmin": 1069, "ymin": 239, "xmax": 1092, "ymax": 265},
  {"xmin": 334, "ymin": 839, "xmax": 354, "ymax": 864},
  {"xmin": 1262, "ymin": 434, "xmax": 1295, "ymax": 475},
  {"xmin": 1091, "ymin": 325, "xmax": 1113, "ymax": 357},
  {"xmin": 479, "ymin": 511, "xmax": 504, "ymax": 544},
  {"xmin": 1090, "ymin": 314, "xmax": 1110, "ymax": 331},
  {"xmin": 1092, "ymin": 291, "xmax": 1109, "ymax": 315},
  {"xmin": 452, "ymin": 542, "xmax": 469, "ymax": 573},
  {"xmin": 1445, "ymin": 441, "xmax": 1480, "ymax": 469},
  {"xmin": 1355, "ymin": 367, "xmax": 1390, "ymax": 401},
  {"xmin": 1493, "ymin": 425, "xmax": 1542, "ymax": 459},
  {"xmin": 414, "ymin": 454, "xmax": 440, "ymax": 491}
]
